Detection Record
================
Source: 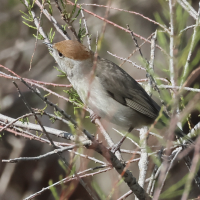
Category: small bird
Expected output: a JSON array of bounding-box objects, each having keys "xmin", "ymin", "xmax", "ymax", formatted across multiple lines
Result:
[{"xmin": 45, "ymin": 40, "xmax": 189, "ymax": 141}]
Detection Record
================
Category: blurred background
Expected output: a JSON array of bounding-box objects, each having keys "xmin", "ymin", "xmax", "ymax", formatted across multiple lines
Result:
[{"xmin": 0, "ymin": 0, "xmax": 200, "ymax": 199}]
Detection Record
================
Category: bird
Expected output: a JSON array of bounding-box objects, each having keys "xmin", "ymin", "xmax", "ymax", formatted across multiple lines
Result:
[{"xmin": 44, "ymin": 39, "xmax": 191, "ymax": 143}]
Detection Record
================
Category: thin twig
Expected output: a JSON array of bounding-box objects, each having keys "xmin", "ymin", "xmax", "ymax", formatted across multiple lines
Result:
[
  {"xmin": 117, "ymin": 190, "xmax": 133, "ymax": 200},
  {"xmin": 13, "ymin": 80, "xmax": 98, "ymax": 200},
  {"xmin": 107, "ymin": 51, "xmax": 145, "ymax": 71},
  {"xmin": 2, "ymin": 144, "xmax": 89, "ymax": 163},
  {"xmin": 169, "ymin": 0, "xmax": 175, "ymax": 88},
  {"xmin": 19, "ymin": 79, "xmax": 149, "ymax": 199},
  {"xmin": 81, "ymin": 3, "xmax": 170, "ymax": 33},
  {"xmin": 66, "ymin": 0, "xmax": 169, "ymax": 56},
  {"xmin": 181, "ymin": 3, "xmax": 200, "ymax": 86},
  {"xmin": 34, "ymin": 0, "xmax": 70, "ymax": 40},
  {"xmin": 120, "ymin": 33, "xmax": 155, "ymax": 67},
  {"xmin": 135, "ymin": 127, "xmax": 149, "ymax": 200},
  {"xmin": 98, "ymin": 0, "xmax": 112, "ymax": 48},
  {"xmin": 158, "ymin": 85, "xmax": 200, "ymax": 93},
  {"xmin": 53, "ymin": 0, "xmax": 79, "ymax": 40},
  {"xmin": 24, "ymin": 166, "xmax": 112, "ymax": 200},
  {"xmin": 146, "ymin": 164, "xmax": 162, "ymax": 194},
  {"xmin": 81, "ymin": 9, "xmax": 91, "ymax": 49},
  {"xmin": 177, "ymin": 0, "xmax": 198, "ymax": 20},
  {"xmin": 13, "ymin": 81, "xmax": 56, "ymax": 147},
  {"xmin": 159, "ymin": 148, "xmax": 182, "ymax": 196},
  {"xmin": 112, "ymin": 128, "xmax": 140, "ymax": 148}
]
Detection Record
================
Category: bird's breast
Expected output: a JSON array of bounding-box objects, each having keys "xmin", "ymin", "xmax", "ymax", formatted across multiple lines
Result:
[{"xmin": 70, "ymin": 75, "xmax": 154, "ymax": 128}]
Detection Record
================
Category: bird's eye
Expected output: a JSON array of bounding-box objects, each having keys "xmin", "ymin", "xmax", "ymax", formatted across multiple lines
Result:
[{"xmin": 58, "ymin": 51, "xmax": 63, "ymax": 58}]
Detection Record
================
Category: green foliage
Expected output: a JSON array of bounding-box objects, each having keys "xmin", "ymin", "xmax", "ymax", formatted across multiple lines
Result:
[
  {"xmin": 178, "ymin": 27, "xmax": 200, "ymax": 83},
  {"xmin": 157, "ymin": 0, "xmax": 170, "ymax": 20},
  {"xmin": 47, "ymin": 0, "xmax": 53, "ymax": 15},
  {"xmin": 154, "ymin": 1, "xmax": 200, "ymax": 88},
  {"xmin": 153, "ymin": 0, "xmax": 200, "ymax": 123},
  {"xmin": 63, "ymin": 89, "xmax": 84, "ymax": 112},
  {"xmin": 19, "ymin": 117, "xmax": 29, "ymax": 124},
  {"xmin": 54, "ymin": 110, "xmax": 63, "ymax": 118},
  {"xmin": 22, "ymin": 21, "xmax": 37, "ymax": 29},
  {"xmin": 20, "ymin": 9, "xmax": 36, "ymax": 30},
  {"xmin": 36, "ymin": 130, "xmax": 43, "ymax": 137},
  {"xmin": 180, "ymin": 95, "xmax": 193, "ymax": 130},
  {"xmin": 63, "ymin": 89, "xmax": 79, "ymax": 102},
  {"xmin": 69, "ymin": 165, "xmax": 76, "ymax": 176},
  {"xmin": 116, "ymin": 130, "xmax": 140, "ymax": 146},
  {"xmin": 33, "ymin": 33, "xmax": 44, "ymax": 40},
  {"xmin": 58, "ymin": 174, "xmax": 65, "ymax": 190},
  {"xmin": 44, "ymin": 93, "xmax": 51, "ymax": 98},
  {"xmin": 20, "ymin": 1, "xmax": 45, "ymax": 40},
  {"xmin": 0, "ymin": 132, "xmax": 5, "ymax": 140},
  {"xmin": 48, "ymin": 28, "xmax": 55, "ymax": 43},
  {"xmin": 58, "ymin": 0, "xmax": 87, "ymax": 41},
  {"xmin": 91, "ymin": 180, "xmax": 106, "ymax": 200},
  {"xmin": 59, "ymin": 0, "xmax": 65, "ymax": 9},
  {"xmin": 53, "ymin": 66, "xmax": 67, "ymax": 78},
  {"xmin": 20, "ymin": 10, "xmax": 33, "ymax": 22},
  {"xmin": 70, "ymin": 2, "xmax": 82, "ymax": 23},
  {"xmin": 176, "ymin": 5, "xmax": 189, "ymax": 33},
  {"xmin": 160, "ymin": 175, "xmax": 188, "ymax": 199},
  {"xmin": 156, "ymin": 30, "xmax": 168, "ymax": 51},
  {"xmin": 49, "ymin": 117, "xmax": 56, "ymax": 124},
  {"xmin": 190, "ymin": 49, "xmax": 200, "ymax": 68},
  {"xmin": 20, "ymin": 0, "xmax": 35, "ymax": 25},
  {"xmin": 61, "ymin": 24, "xmax": 68, "ymax": 31},
  {"xmin": 48, "ymin": 179, "xmax": 59, "ymax": 200},
  {"xmin": 53, "ymin": 110, "xmax": 75, "ymax": 134},
  {"xmin": 58, "ymin": 159, "xmax": 68, "ymax": 173},
  {"xmin": 78, "ymin": 19, "xmax": 87, "ymax": 42},
  {"xmin": 60, "ymin": 0, "xmax": 80, "ymax": 23},
  {"xmin": 154, "ymin": 12, "xmax": 166, "ymax": 28},
  {"xmin": 107, "ymin": 178, "xmax": 125, "ymax": 199},
  {"xmin": 20, "ymin": 0, "xmax": 35, "ymax": 10}
]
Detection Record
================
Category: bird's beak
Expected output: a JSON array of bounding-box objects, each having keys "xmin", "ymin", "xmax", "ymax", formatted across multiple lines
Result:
[{"xmin": 43, "ymin": 41, "xmax": 53, "ymax": 51}]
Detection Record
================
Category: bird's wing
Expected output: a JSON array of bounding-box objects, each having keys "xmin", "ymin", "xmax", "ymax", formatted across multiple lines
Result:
[
  {"xmin": 96, "ymin": 57, "xmax": 160, "ymax": 119},
  {"xmin": 95, "ymin": 57, "xmax": 194, "ymax": 144}
]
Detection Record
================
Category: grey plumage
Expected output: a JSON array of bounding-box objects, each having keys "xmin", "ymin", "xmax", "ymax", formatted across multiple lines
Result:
[
  {"xmin": 48, "ymin": 40, "xmax": 192, "ymax": 142},
  {"xmin": 96, "ymin": 57, "xmax": 160, "ymax": 119}
]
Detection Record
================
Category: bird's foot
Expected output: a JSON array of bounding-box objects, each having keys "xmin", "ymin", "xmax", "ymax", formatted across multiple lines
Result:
[
  {"xmin": 90, "ymin": 112, "xmax": 101, "ymax": 124},
  {"xmin": 110, "ymin": 128, "xmax": 132, "ymax": 153},
  {"xmin": 110, "ymin": 135, "xmax": 127, "ymax": 153}
]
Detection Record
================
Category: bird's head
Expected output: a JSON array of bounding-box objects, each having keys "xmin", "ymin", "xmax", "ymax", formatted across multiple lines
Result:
[{"xmin": 44, "ymin": 40, "xmax": 93, "ymax": 74}]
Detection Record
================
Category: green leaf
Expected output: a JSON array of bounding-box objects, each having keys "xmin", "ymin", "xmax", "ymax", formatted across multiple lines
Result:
[
  {"xmin": 54, "ymin": 110, "xmax": 63, "ymax": 118},
  {"xmin": 22, "ymin": 21, "xmax": 37, "ymax": 29},
  {"xmin": 33, "ymin": 33, "xmax": 44, "ymax": 40},
  {"xmin": 154, "ymin": 12, "xmax": 165, "ymax": 27},
  {"xmin": 59, "ymin": 0, "xmax": 65, "ymax": 9},
  {"xmin": 157, "ymin": 31, "xmax": 168, "ymax": 50},
  {"xmin": 20, "ymin": 10, "xmax": 33, "ymax": 20},
  {"xmin": 19, "ymin": 117, "xmax": 29, "ymax": 124},
  {"xmin": 160, "ymin": 175, "xmax": 188, "ymax": 199},
  {"xmin": 47, "ymin": 0, "xmax": 53, "ymax": 15},
  {"xmin": 74, "ymin": 6, "xmax": 82, "ymax": 19},
  {"xmin": 48, "ymin": 28, "xmax": 55, "ymax": 42},
  {"xmin": 71, "ymin": 0, "xmax": 77, "ymax": 16},
  {"xmin": 91, "ymin": 181, "xmax": 107, "ymax": 199},
  {"xmin": 58, "ymin": 159, "xmax": 68, "ymax": 173},
  {"xmin": 48, "ymin": 179, "xmax": 59, "ymax": 200},
  {"xmin": 53, "ymin": 66, "xmax": 66, "ymax": 77}
]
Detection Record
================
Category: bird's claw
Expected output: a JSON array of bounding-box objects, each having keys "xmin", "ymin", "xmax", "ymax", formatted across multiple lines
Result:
[
  {"xmin": 110, "ymin": 135, "xmax": 127, "ymax": 153},
  {"xmin": 110, "ymin": 141, "xmax": 122, "ymax": 153},
  {"xmin": 90, "ymin": 113, "xmax": 101, "ymax": 124}
]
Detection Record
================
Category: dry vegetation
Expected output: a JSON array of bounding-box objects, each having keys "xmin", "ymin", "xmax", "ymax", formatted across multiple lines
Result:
[{"xmin": 0, "ymin": 0, "xmax": 200, "ymax": 200}]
